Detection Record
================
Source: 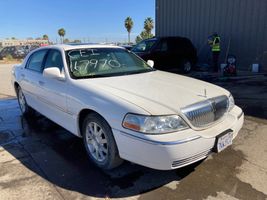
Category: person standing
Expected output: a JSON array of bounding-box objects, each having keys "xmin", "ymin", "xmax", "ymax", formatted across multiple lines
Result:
[{"xmin": 208, "ymin": 33, "xmax": 221, "ymax": 72}]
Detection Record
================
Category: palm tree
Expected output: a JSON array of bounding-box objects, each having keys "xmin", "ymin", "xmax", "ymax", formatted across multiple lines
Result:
[
  {"xmin": 58, "ymin": 28, "xmax": 66, "ymax": 44},
  {"xmin": 144, "ymin": 17, "xmax": 154, "ymax": 35},
  {"xmin": 124, "ymin": 17, "xmax": 133, "ymax": 44},
  {"xmin": 43, "ymin": 34, "xmax": 49, "ymax": 40}
]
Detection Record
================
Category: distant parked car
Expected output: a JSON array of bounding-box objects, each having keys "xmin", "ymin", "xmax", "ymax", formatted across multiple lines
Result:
[
  {"xmin": 132, "ymin": 37, "xmax": 197, "ymax": 73},
  {"xmin": 0, "ymin": 46, "xmax": 27, "ymax": 59},
  {"xmin": 12, "ymin": 44, "xmax": 243, "ymax": 170}
]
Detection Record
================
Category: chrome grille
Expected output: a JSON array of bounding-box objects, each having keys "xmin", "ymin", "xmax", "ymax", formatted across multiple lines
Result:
[
  {"xmin": 172, "ymin": 149, "xmax": 212, "ymax": 168},
  {"xmin": 181, "ymin": 95, "xmax": 229, "ymax": 127}
]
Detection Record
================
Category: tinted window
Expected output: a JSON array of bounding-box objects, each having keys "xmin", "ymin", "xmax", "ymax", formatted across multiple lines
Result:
[
  {"xmin": 132, "ymin": 39, "xmax": 157, "ymax": 52},
  {"xmin": 155, "ymin": 40, "xmax": 168, "ymax": 52},
  {"xmin": 26, "ymin": 50, "xmax": 47, "ymax": 72},
  {"xmin": 44, "ymin": 50, "xmax": 64, "ymax": 71}
]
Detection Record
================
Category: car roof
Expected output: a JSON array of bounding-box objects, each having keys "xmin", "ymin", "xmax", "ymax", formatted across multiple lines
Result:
[{"xmin": 38, "ymin": 43, "xmax": 125, "ymax": 51}]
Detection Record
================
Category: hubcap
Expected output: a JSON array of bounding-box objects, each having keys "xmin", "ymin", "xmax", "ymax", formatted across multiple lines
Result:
[
  {"xmin": 18, "ymin": 89, "xmax": 26, "ymax": 113},
  {"xmin": 85, "ymin": 122, "xmax": 108, "ymax": 162}
]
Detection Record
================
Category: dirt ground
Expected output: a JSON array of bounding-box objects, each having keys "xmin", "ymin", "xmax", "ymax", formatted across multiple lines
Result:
[{"xmin": 0, "ymin": 64, "xmax": 267, "ymax": 200}]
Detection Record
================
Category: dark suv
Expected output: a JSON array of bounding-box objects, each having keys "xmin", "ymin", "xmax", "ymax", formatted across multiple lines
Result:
[{"xmin": 132, "ymin": 37, "xmax": 197, "ymax": 73}]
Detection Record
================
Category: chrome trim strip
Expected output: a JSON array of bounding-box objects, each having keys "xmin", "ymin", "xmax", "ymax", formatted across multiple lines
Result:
[
  {"xmin": 23, "ymin": 89, "xmax": 74, "ymax": 116},
  {"xmin": 118, "ymin": 130, "xmax": 201, "ymax": 146}
]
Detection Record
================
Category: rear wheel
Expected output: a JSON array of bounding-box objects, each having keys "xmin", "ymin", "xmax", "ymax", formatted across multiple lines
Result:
[
  {"xmin": 82, "ymin": 113, "xmax": 123, "ymax": 170},
  {"xmin": 17, "ymin": 86, "xmax": 34, "ymax": 116},
  {"xmin": 181, "ymin": 60, "xmax": 192, "ymax": 73}
]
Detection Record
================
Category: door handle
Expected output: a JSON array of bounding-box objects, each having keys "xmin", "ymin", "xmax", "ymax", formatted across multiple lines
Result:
[{"xmin": 38, "ymin": 81, "xmax": 45, "ymax": 86}]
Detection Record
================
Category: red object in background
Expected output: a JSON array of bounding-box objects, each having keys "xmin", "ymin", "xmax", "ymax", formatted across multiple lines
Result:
[
  {"xmin": 40, "ymin": 44, "xmax": 49, "ymax": 47},
  {"xmin": 223, "ymin": 55, "xmax": 237, "ymax": 76}
]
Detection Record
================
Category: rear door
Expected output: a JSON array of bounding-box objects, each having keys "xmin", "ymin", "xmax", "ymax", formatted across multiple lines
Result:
[{"xmin": 20, "ymin": 49, "xmax": 48, "ymax": 109}]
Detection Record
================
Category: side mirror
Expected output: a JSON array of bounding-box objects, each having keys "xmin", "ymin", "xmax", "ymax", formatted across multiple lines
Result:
[
  {"xmin": 43, "ymin": 67, "xmax": 65, "ymax": 81},
  {"xmin": 147, "ymin": 60, "xmax": 154, "ymax": 68}
]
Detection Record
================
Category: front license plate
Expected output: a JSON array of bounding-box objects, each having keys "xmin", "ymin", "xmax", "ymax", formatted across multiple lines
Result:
[{"xmin": 215, "ymin": 130, "xmax": 233, "ymax": 153}]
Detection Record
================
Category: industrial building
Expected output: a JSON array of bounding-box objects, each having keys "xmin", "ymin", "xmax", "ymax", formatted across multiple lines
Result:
[{"xmin": 156, "ymin": 0, "xmax": 267, "ymax": 72}]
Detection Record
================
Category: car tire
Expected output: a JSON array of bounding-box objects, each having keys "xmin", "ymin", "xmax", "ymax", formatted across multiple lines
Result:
[
  {"xmin": 16, "ymin": 86, "xmax": 34, "ymax": 116},
  {"xmin": 82, "ymin": 113, "xmax": 123, "ymax": 170},
  {"xmin": 181, "ymin": 60, "xmax": 192, "ymax": 73}
]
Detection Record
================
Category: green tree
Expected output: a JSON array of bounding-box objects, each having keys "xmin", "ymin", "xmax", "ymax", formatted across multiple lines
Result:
[
  {"xmin": 135, "ymin": 17, "xmax": 154, "ymax": 43},
  {"xmin": 135, "ymin": 35, "xmax": 142, "ymax": 43},
  {"xmin": 144, "ymin": 17, "xmax": 154, "ymax": 35},
  {"xmin": 124, "ymin": 17, "xmax": 134, "ymax": 44},
  {"xmin": 58, "ymin": 28, "xmax": 66, "ymax": 44},
  {"xmin": 43, "ymin": 34, "xmax": 49, "ymax": 40},
  {"xmin": 11, "ymin": 37, "xmax": 16, "ymax": 40},
  {"xmin": 135, "ymin": 30, "xmax": 154, "ymax": 43}
]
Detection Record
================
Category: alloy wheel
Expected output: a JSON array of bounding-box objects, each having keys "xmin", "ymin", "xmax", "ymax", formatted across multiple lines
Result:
[
  {"xmin": 18, "ymin": 88, "xmax": 26, "ymax": 113},
  {"xmin": 85, "ymin": 122, "xmax": 108, "ymax": 162}
]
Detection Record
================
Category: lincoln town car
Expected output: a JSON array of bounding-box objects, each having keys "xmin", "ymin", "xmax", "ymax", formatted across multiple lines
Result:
[{"xmin": 12, "ymin": 44, "xmax": 244, "ymax": 170}]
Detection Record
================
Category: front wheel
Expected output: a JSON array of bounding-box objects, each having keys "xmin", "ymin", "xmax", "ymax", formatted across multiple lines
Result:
[
  {"xmin": 181, "ymin": 60, "xmax": 192, "ymax": 73},
  {"xmin": 82, "ymin": 113, "xmax": 123, "ymax": 170}
]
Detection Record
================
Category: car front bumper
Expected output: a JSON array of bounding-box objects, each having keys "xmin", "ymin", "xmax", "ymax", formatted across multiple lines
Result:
[{"xmin": 113, "ymin": 106, "xmax": 244, "ymax": 170}]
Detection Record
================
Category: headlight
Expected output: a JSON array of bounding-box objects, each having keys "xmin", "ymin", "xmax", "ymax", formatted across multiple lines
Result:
[
  {"xmin": 122, "ymin": 114, "xmax": 189, "ymax": 134},
  {"xmin": 228, "ymin": 94, "xmax": 235, "ymax": 111}
]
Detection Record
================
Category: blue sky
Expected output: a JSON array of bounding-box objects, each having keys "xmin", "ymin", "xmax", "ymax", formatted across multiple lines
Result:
[{"xmin": 0, "ymin": 0, "xmax": 155, "ymax": 43}]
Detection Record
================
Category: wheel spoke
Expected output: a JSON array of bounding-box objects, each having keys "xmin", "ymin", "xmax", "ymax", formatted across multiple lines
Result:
[
  {"xmin": 95, "ymin": 148, "xmax": 99, "ymax": 160},
  {"xmin": 96, "ymin": 129, "xmax": 102, "ymax": 137},
  {"xmin": 99, "ymin": 145, "xmax": 108, "ymax": 154},
  {"xmin": 89, "ymin": 124, "xmax": 94, "ymax": 134},
  {"xmin": 86, "ymin": 137, "xmax": 93, "ymax": 144},
  {"xmin": 99, "ymin": 149, "xmax": 105, "ymax": 159},
  {"xmin": 93, "ymin": 123, "xmax": 97, "ymax": 133},
  {"xmin": 99, "ymin": 137, "xmax": 107, "ymax": 144}
]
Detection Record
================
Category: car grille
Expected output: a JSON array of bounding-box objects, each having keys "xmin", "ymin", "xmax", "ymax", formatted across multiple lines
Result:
[
  {"xmin": 172, "ymin": 149, "xmax": 212, "ymax": 168},
  {"xmin": 181, "ymin": 95, "xmax": 229, "ymax": 128}
]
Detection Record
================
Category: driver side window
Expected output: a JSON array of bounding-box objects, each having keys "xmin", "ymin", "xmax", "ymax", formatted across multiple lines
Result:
[{"xmin": 44, "ymin": 50, "xmax": 64, "ymax": 71}]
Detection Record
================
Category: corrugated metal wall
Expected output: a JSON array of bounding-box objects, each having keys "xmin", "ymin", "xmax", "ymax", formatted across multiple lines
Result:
[{"xmin": 156, "ymin": 0, "xmax": 267, "ymax": 71}]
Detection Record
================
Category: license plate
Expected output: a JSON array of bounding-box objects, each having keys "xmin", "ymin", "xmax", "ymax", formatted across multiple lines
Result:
[{"xmin": 215, "ymin": 130, "xmax": 233, "ymax": 153}]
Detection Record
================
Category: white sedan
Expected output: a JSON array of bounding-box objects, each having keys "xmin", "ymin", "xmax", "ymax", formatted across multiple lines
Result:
[{"xmin": 12, "ymin": 44, "xmax": 244, "ymax": 170}]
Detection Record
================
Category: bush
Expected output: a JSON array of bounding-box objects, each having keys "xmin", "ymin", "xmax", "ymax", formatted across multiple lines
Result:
[{"xmin": 5, "ymin": 54, "xmax": 14, "ymax": 61}]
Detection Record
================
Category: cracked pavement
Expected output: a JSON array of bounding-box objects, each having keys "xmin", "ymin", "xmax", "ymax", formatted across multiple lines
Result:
[{"xmin": 0, "ymin": 64, "xmax": 267, "ymax": 199}]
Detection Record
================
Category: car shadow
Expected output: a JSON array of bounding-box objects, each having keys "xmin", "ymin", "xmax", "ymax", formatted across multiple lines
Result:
[{"xmin": 2, "ymin": 108, "xmax": 203, "ymax": 198}]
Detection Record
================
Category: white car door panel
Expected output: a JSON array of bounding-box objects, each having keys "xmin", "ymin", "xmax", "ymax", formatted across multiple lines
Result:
[
  {"xmin": 36, "ymin": 50, "xmax": 75, "ymax": 133},
  {"xmin": 20, "ymin": 50, "xmax": 48, "ymax": 109}
]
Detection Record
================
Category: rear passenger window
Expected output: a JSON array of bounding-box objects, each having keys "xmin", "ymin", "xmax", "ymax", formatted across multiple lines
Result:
[
  {"xmin": 44, "ymin": 50, "xmax": 64, "ymax": 71},
  {"xmin": 26, "ymin": 50, "xmax": 47, "ymax": 73}
]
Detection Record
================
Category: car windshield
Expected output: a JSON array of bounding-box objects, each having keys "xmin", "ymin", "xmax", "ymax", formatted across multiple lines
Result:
[
  {"xmin": 132, "ymin": 39, "xmax": 157, "ymax": 53},
  {"xmin": 66, "ymin": 48, "xmax": 154, "ymax": 79}
]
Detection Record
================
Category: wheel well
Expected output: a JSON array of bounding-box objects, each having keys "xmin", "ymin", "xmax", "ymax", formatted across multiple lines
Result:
[{"xmin": 78, "ymin": 109, "xmax": 107, "ymax": 137}]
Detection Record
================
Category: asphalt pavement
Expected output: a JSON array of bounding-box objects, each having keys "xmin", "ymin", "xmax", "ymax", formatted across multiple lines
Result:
[{"xmin": 0, "ymin": 64, "xmax": 267, "ymax": 200}]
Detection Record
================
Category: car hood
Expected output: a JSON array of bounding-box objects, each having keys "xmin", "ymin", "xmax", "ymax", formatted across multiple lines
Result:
[{"xmin": 76, "ymin": 71, "xmax": 229, "ymax": 115}]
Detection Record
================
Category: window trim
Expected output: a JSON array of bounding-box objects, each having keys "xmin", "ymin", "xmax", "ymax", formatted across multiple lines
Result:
[
  {"xmin": 25, "ymin": 49, "xmax": 49, "ymax": 73},
  {"xmin": 44, "ymin": 49, "xmax": 64, "ymax": 71}
]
